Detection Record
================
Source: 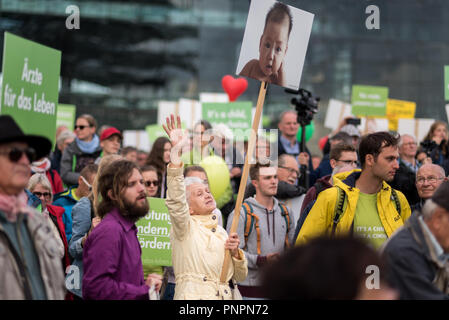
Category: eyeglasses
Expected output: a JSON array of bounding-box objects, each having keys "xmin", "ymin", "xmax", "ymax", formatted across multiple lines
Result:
[
  {"xmin": 33, "ymin": 192, "xmax": 52, "ymax": 199},
  {"xmin": 278, "ymin": 166, "xmax": 300, "ymax": 176},
  {"xmin": 80, "ymin": 175, "xmax": 92, "ymax": 191},
  {"xmin": 74, "ymin": 125, "xmax": 91, "ymax": 130},
  {"xmin": 416, "ymin": 176, "xmax": 445, "ymax": 185},
  {"xmin": 145, "ymin": 180, "xmax": 159, "ymax": 187},
  {"xmin": 337, "ymin": 160, "xmax": 358, "ymax": 166},
  {"xmin": 0, "ymin": 147, "xmax": 36, "ymax": 163}
]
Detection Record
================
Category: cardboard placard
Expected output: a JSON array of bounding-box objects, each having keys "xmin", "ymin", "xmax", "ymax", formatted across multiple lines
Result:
[
  {"xmin": 0, "ymin": 32, "xmax": 61, "ymax": 145},
  {"xmin": 137, "ymin": 197, "xmax": 172, "ymax": 267},
  {"xmin": 236, "ymin": 0, "xmax": 314, "ymax": 90},
  {"xmin": 351, "ymin": 85, "xmax": 389, "ymax": 117}
]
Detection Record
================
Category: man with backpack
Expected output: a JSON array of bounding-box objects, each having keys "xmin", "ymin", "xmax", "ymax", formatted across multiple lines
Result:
[
  {"xmin": 296, "ymin": 132, "xmax": 411, "ymax": 250},
  {"xmin": 294, "ymin": 143, "xmax": 358, "ymax": 241},
  {"xmin": 227, "ymin": 162, "xmax": 295, "ymax": 299}
]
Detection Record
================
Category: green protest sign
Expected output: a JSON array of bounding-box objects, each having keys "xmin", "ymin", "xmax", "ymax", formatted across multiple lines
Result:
[
  {"xmin": 146, "ymin": 122, "xmax": 187, "ymax": 144},
  {"xmin": 202, "ymin": 101, "xmax": 253, "ymax": 140},
  {"xmin": 351, "ymin": 85, "xmax": 389, "ymax": 117},
  {"xmin": 146, "ymin": 124, "xmax": 168, "ymax": 143},
  {"xmin": 137, "ymin": 197, "xmax": 172, "ymax": 267},
  {"xmin": 0, "ymin": 32, "xmax": 61, "ymax": 145},
  {"xmin": 444, "ymin": 66, "xmax": 449, "ymax": 101},
  {"xmin": 56, "ymin": 104, "xmax": 76, "ymax": 131}
]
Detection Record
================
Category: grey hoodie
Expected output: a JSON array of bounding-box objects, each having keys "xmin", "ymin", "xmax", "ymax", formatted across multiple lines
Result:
[{"xmin": 226, "ymin": 196, "xmax": 295, "ymax": 287}]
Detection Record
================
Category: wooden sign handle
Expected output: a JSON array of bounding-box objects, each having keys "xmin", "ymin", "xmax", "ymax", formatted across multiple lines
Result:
[{"xmin": 219, "ymin": 81, "xmax": 268, "ymax": 283}]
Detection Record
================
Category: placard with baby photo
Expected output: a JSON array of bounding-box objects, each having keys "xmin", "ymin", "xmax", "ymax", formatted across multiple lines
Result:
[{"xmin": 236, "ymin": 0, "xmax": 314, "ymax": 90}]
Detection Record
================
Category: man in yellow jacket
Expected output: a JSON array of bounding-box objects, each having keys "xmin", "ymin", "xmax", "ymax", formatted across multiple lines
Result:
[{"xmin": 296, "ymin": 132, "xmax": 411, "ymax": 249}]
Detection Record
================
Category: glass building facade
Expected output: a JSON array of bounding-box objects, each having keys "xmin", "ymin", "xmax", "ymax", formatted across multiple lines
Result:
[{"xmin": 1, "ymin": 0, "xmax": 449, "ymax": 152}]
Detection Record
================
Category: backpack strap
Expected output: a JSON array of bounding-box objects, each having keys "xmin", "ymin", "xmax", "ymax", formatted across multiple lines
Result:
[
  {"xmin": 331, "ymin": 186, "xmax": 346, "ymax": 237},
  {"xmin": 242, "ymin": 201, "xmax": 261, "ymax": 255},
  {"xmin": 279, "ymin": 203, "xmax": 291, "ymax": 249},
  {"xmin": 72, "ymin": 154, "xmax": 77, "ymax": 172},
  {"xmin": 390, "ymin": 188, "xmax": 401, "ymax": 216}
]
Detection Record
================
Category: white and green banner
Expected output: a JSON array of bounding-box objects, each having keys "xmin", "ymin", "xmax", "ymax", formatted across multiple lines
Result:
[
  {"xmin": 0, "ymin": 32, "xmax": 61, "ymax": 145},
  {"xmin": 56, "ymin": 104, "xmax": 76, "ymax": 131},
  {"xmin": 351, "ymin": 85, "xmax": 389, "ymax": 117},
  {"xmin": 202, "ymin": 101, "xmax": 252, "ymax": 140},
  {"xmin": 137, "ymin": 197, "xmax": 172, "ymax": 267}
]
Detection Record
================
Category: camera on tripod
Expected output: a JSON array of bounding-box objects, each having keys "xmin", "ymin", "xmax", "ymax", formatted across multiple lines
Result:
[{"xmin": 285, "ymin": 88, "xmax": 320, "ymax": 127}]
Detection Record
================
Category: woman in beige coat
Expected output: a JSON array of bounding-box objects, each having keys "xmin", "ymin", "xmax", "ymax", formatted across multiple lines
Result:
[{"xmin": 163, "ymin": 114, "xmax": 248, "ymax": 300}]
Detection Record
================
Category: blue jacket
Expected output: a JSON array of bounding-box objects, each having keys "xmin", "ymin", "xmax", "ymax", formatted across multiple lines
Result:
[
  {"xmin": 308, "ymin": 154, "xmax": 332, "ymax": 187},
  {"xmin": 67, "ymin": 196, "xmax": 92, "ymax": 298},
  {"xmin": 53, "ymin": 186, "xmax": 79, "ymax": 242}
]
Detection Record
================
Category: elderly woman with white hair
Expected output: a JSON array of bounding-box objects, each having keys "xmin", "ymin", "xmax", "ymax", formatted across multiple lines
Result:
[
  {"xmin": 27, "ymin": 173, "xmax": 67, "ymax": 269},
  {"xmin": 163, "ymin": 114, "xmax": 248, "ymax": 300}
]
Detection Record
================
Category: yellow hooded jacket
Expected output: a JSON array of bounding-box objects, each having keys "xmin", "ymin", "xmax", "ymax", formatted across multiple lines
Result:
[{"xmin": 296, "ymin": 169, "xmax": 411, "ymax": 246}]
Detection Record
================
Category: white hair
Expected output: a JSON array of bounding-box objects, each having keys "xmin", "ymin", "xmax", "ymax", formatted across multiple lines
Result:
[
  {"xmin": 417, "ymin": 164, "xmax": 446, "ymax": 180},
  {"xmin": 184, "ymin": 176, "xmax": 207, "ymax": 202},
  {"xmin": 398, "ymin": 134, "xmax": 417, "ymax": 148},
  {"xmin": 56, "ymin": 130, "xmax": 76, "ymax": 146},
  {"xmin": 422, "ymin": 199, "xmax": 438, "ymax": 221}
]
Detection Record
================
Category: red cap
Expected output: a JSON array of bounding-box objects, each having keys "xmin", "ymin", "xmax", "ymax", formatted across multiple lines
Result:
[{"xmin": 100, "ymin": 127, "xmax": 122, "ymax": 141}]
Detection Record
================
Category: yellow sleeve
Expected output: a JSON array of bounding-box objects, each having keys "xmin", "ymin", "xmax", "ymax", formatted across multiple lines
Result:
[{"xmin": 295, "ymin": 187, "xmax": 337, "ymax": 246}]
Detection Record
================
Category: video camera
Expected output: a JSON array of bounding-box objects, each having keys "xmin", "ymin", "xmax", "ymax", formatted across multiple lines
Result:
[{"xmin": 285, "ymin": 88, "xmax": 320, "ymax": 127}]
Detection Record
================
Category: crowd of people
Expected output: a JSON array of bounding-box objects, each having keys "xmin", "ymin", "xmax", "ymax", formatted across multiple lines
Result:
[{"xmin": 2, "ymin": 109, "xmax": 449, "ymax": 300}]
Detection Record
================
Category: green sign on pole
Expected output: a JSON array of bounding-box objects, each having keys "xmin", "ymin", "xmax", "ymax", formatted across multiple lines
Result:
[
  {"xmin": 351, "ymin": 85, "xmax": 389, "ymax": 117},
  {"xmin": 56, "ymin": 104, "xmax": 76, "ymax": 131},
  {"xmin": 137, "ymin": 197, "xmax": 172, "ymax": 267},
  {"xmin": 0, "ymin": 32, "xmax": 61, "ymax": 145},
  {"xmin": 444, "ymin": 66, "xmax": 449, "ymax": 101},
  {"xmin": 145, "ymin": 124, "xmax": 168, "ymax": 144},
  {"xmin": 202, "ymin": 102, "xmax": 252, "ymax": 140}
]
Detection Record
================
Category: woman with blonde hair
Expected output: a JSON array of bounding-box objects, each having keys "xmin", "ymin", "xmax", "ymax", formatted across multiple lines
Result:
[{"xmin": 28, "ymin": 174, "xmax": 67, "ymax": 270}]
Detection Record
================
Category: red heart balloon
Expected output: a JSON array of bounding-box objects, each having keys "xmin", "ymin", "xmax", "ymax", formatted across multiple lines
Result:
[{"xmin": 221, "ymin": 75, "xmax": 248, "ymax": 102}]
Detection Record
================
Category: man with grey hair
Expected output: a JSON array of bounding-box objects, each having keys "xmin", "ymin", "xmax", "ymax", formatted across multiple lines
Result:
[
  {"xmin": 277, "ymin": 110, "xmax": 313, "ymax": 172},
  {"xmin": 412, "ymin": 163, "xmax": 447, "ymax": 212},
  {"xmin": 391, "ymin": 134, "xmax": 428, "ymax": 207},
  {"xmin": 50, "ymin": 129, "xmax": 76, "ymax": 174},
  {"xmin": 382, "ymin": 181, "xmax": 449, "ymax": 299}
]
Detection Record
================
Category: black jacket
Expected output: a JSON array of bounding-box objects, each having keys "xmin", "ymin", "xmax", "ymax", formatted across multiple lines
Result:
[
  {"xmin": 382, "ymin": 214, "xmax": 449, "ymax": 300},
  {"xmin": 390, "ymin": 159, "xmax": 420, "ymax": 207}
]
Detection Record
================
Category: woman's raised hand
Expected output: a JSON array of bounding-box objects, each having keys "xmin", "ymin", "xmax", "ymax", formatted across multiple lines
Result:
[{"xmin": 162, "ymin": 114, "xmax": 188, "ymax": 166}]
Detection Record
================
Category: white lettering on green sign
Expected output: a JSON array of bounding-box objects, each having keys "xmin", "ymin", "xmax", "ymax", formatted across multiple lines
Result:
[{"xmin": 21, "ymin": 58, "xmax": 43, "ymax": 86}]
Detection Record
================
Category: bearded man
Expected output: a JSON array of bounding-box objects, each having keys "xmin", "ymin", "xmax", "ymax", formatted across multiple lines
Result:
[{"xmin": 82, "ymin": 160, "xmax": 162, "ymax": 300}]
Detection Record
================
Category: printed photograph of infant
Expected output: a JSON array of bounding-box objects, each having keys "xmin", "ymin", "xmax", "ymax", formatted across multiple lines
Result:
[{"xmin": 236, "ymin": 0, "xmax": 314, "ymax": 90}]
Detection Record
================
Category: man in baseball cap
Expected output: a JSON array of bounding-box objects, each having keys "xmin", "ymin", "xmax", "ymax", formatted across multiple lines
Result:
[
  {"xmin": 382, "ymin": 180, "xmax": 449, "ymax": 299},
  {"xmin": 0, "ymin": 115, "xmax": 65, "ymax": 299},
  {"xmin": 96, "ymin": 127, "xmax": 123, "ymax": 164}
]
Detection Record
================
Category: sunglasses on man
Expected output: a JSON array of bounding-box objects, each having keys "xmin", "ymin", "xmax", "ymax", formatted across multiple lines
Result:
[{"xmin": 0, "ymin": 147, "xmax": 36, "ymax": 163}]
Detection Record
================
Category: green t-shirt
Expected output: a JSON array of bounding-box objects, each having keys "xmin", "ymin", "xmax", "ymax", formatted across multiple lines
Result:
[{"xmin": 353, "ymin": 192, "xmax": 388, "ymax": 249}]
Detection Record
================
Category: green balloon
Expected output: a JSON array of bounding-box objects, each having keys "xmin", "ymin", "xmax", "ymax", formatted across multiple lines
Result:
[
  {"xmin": 296, "ymin": 121, "xmax": 315, "ymax": 142},
  {"xmin": 199, "ymin": 155, "xmax": 231, "ymax": 201}
]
